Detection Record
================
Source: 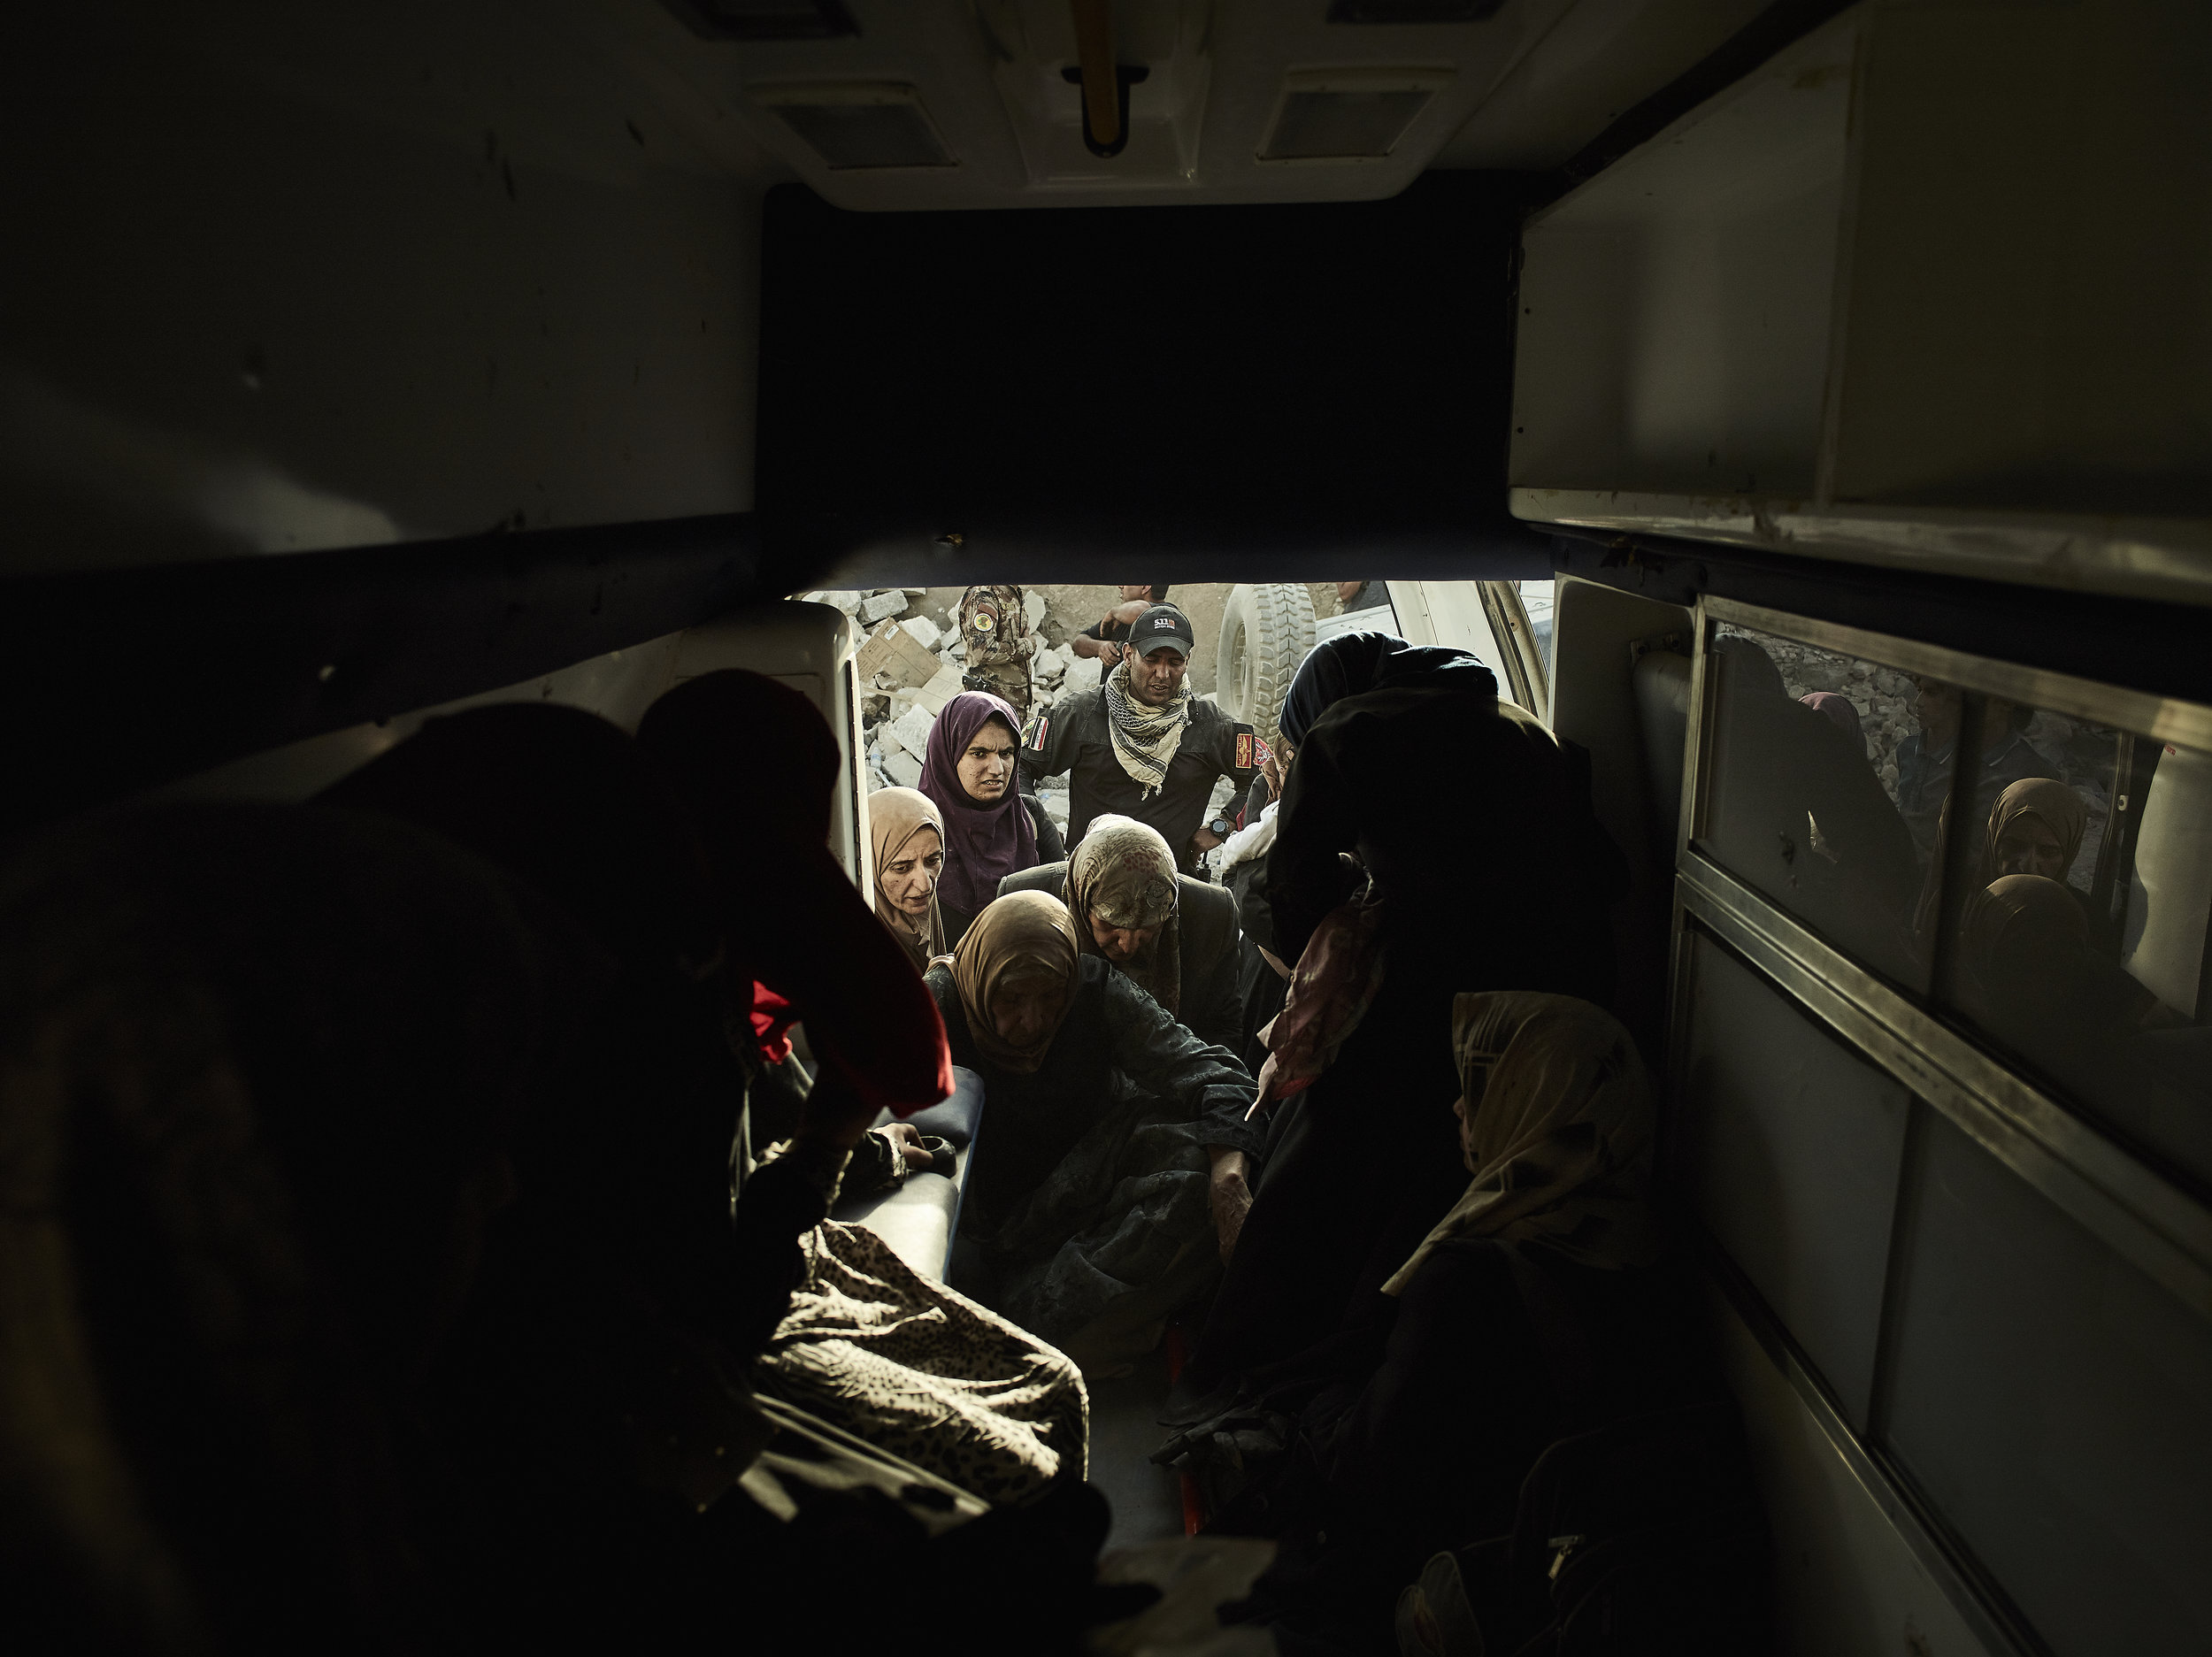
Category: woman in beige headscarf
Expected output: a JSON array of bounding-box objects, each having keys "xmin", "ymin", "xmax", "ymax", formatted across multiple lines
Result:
[
  {"xmin": 1981, "ymin": 776, "xmax": 2090, "ymax": 886},
  {"xmin": 1914, "ymin": 774, "xmax": 2093, "ymax": 943},
  {"xmin": 1386, "ymin": 991, "xmax": 1662, "ymax": 1293},
  {"xmin": 926, "ymin": 891, "xmax": 1262, "ymax": 1370},
  {"xmin": 870, "ymin": 786, "xmax": 947, "ymax": 972},
  {"xmin": 1165, "ymin": 993, "xmax": 1717, "ymax": 1643}
]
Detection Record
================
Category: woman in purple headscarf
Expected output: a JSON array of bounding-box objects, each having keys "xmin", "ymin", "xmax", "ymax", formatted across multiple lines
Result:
[{"xmin": 918, "ymin": 689, "xmax": 1064, "ymax": 948}]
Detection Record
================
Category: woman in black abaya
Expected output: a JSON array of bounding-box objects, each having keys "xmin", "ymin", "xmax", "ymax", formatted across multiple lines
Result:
[{"xmin": 1179, "ymin": 633, "xmax": 1626, "ymax": 1400}]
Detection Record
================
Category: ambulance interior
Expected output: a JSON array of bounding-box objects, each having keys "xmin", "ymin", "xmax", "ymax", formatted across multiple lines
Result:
[{"xmin": 7, "ymin": 3, "xmax": 2212, "ymax": 1653}]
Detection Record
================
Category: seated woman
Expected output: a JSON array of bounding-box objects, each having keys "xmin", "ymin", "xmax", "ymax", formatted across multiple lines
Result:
[
  {"xmin": 872, "ymin": 784, "xmax": 949, "ymax": 973},
  {"xmin": 1957, "ymin": 873, "xmax": 2166, "ymax": 1073},
  {"xmin": 1165, "ymin": 993, "xmax": 1726, "ymax": 1653},
  {"xmin": 997, "ymin": 813, "xmax": 1244, "ymax": 1051},
  {"xmin": 930, "ymin": 891, "xmax": 1262, "ymax": 1372},
  {"xmin": 921, "ymin": 690, "xmax": 1064, "ymax": 948}
]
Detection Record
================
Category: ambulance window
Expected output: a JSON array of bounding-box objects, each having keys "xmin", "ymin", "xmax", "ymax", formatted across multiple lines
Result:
[
  {"xmin": 1697, "ymin": 624, "xmax": 1945, "ymax": 991},
  {"xmin": 1928, "ymin": 705, "xmax": 2212, "ymax": 1192},
  {"xmin": 1677, "ymin": 601, "xmax": 2212, "ymax": 1657}
]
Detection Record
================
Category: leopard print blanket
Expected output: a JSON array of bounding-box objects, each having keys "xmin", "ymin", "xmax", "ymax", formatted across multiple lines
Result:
[{"xmin": 754, "ymin": 1222, "xmax": 1087, "ymax": 1505}]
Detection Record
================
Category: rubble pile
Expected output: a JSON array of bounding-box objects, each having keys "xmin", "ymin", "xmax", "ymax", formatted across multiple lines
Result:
[
  {"xmin": 1755, "ymin": 635, "xmax": 1921, "ymax": 800},
  {"xmin": 801, "ymin": 585, "xmax": 1228, "ymax": 851},
  {"xmin": 800, "ymin": 587, "xmax": 949, "ymax": 792},
  {"xmin": 803, "ymin": 587, "xmax": 1079, "ymax": 838}
]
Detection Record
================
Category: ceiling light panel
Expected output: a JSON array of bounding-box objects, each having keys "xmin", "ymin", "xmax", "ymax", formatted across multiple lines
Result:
[
  {"xmin": 1257, "ymin": 68, "xmax": 1452, "ymax": 163},
  {"xmin": 751, "ymin": 83, "xmax": 956, "ymax": 168}
]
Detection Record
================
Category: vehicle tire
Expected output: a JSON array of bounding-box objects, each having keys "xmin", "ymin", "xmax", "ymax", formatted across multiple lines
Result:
[{"xmin": 1217, "ymin": 583, "xmax": 1317, "ymax": 745}]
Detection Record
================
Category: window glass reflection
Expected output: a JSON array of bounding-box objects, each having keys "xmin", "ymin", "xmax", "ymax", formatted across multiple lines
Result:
[
  {"xmin": 1699, "ymin": 624, "xmax": 2212, "ymax": 1187},
  {"xmin": 1701, "ymin": 627, "xmax": 1935, "ymax": 988},
  {"xmin": 1939, "ymin": 722, "xmax": 2212, "ymax": 1191}
]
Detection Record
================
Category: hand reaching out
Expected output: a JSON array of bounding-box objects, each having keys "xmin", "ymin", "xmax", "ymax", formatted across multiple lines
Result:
[
  {"xmin": 879, "ymin": 1121, "xmax": 935, "ymax": 1170},
  {"xmin": 1208, "ymin": 1148, "xmax": 1253, "ymax": 1265}
]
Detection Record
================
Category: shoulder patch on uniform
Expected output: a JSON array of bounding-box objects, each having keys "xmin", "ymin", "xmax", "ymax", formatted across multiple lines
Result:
[
  {"xmin": 1025, "ymin": 710, "xmax": 1050, "ymax": 749},
  {"xmin": 1234, "ymin": 731, "xmax": 1255, "ymax": 770}
]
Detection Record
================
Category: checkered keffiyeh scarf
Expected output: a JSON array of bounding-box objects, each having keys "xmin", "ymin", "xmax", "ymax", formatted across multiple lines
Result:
[{"xmin": 1102, "ymin": 659, "xmax": 1191, "ymax": 797}]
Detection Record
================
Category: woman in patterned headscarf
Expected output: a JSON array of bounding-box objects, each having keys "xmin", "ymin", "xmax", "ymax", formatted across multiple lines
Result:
[{"xmin": 1064, "ymin": 813, "xmax": 1183, "ymax": 1016}]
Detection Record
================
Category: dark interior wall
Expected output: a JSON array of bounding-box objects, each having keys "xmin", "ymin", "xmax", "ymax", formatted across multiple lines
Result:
[
  {"xmin": 3, "ymin": 2, "xmax": 773, "ymax": 579},
  {"xmin": 6, "ymin": 167, "xmax": 1555, "ymax": 831},
  {"xmin": 757, "ymin": 173, "xmax": 1557, "ymax": 586},
  {"xmin": 3, "ymin": 0, "xmax": 784, "ymax": 832}
]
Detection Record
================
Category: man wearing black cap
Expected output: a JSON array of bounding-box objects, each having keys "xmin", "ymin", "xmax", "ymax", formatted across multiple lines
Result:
[
  {"xmin": 1022, "ymin": 602, "xmax": 1258, "ymax": 872},
  {"xmin": 1070, "ymin": 584, "xmax": 1172, "ymax": 685}
]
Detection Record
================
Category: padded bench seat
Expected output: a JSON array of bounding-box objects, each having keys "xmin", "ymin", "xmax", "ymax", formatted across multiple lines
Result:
[{"xmin": 828, "ymin": 1065, "xmax": 984, "ymax": 1283}]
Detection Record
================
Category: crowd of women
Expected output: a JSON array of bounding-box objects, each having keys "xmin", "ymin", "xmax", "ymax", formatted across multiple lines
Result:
[{"xmin": 3, "ymin": 645, "xmax": 1777, "ymax": 1656}]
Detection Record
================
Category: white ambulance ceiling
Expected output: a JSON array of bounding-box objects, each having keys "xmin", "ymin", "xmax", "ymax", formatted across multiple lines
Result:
[{"xmin": 630, "ymin": 0, "xmax": 1776, "ymax": 209}]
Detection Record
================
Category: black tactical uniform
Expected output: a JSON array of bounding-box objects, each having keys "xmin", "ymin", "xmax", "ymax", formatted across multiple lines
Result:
[{"xmin": 1021, "ymin": 686, "xmax": 1256, "ymax": 872}]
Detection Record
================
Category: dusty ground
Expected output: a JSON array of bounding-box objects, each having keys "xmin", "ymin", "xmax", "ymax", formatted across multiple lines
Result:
[{"xmin": 911, "ymin": 582, "xmax": 1342, "ymax": 696}]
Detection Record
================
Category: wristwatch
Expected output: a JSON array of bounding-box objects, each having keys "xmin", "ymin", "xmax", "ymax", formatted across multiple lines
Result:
[{"xmin": 1209, "ymin": 817, "xmax": 1233, "ymax": 837}]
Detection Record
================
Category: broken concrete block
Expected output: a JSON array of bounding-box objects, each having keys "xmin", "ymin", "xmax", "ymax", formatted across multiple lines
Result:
[
  {"xmin": 874, "ymin": 724, "xmax": 908, "ymax": 760},
  {"xmin": 856, "ymin": 618, "xmax": 940, "ymax": 688},
  {"xmin": 899, "ymin": 615, "xmax": 942, "ymax": 651},
  {"xmin": 890, "ymin": 706, "xmax": 936, "ymax": 758},
  {"xmin": 860, "ymin": 590, "xmax": 909, "ymax": 625},
  {"xmin": 810, "ymin": 589, "xmax": 863, "ymax": 616},
  {"xmin": 883, "ymin": 750, "xmax": 924, "ymax": 788},
  {"xmin": 1033, "ymin": 647, "xmax": 1066, "ymax": 682},
  {"xmin": 1023, "ymin": 590, "xmax": 1046, "ymax": 629},
  {"xmin": 908, "ymin": 663, "xmax": 969, "ymax": 716}
]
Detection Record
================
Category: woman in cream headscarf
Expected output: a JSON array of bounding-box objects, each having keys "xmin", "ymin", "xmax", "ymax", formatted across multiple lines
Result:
[
  {"xmin": 870, "ymin": 786, "xmax": 947, "ymax": 972},
  {"xmin": 1166, "ymin": 994, "xmax": 1720, "ymax": 1649},
  {"xmin": 1385, "ymin": 991, "xmax": 1661, "ymax": 1293},
  {"xmin": 927, "ymin": 891, "xmax": 1261, "ymax": 1372}
]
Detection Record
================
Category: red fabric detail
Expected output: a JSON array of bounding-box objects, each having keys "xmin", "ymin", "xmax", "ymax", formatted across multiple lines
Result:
[{"xmin": 748, "ymin": 982, "xmax": 797, "ymax": 1066}]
